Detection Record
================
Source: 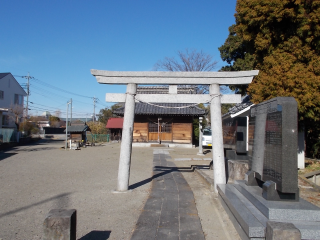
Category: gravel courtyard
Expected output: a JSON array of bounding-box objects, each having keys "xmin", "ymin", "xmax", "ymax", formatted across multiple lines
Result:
[{"xmin": 0, "ymin": 139, "xmax": 153, "ymax": 240}]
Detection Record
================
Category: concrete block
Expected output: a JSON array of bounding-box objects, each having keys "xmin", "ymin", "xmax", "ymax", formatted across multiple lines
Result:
[
  {"xmin": 43, "ymin": 209, "xmax": 76, "ymax": 240},
  {"xmin": 266, "ymin": 221, "xmax": 301, "ymax": 240}
]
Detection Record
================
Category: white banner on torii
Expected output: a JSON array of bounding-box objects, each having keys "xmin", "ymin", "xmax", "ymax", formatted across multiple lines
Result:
[{"xmin": 91, "ymin": 69, "xmax": 259, "ymax": 192}]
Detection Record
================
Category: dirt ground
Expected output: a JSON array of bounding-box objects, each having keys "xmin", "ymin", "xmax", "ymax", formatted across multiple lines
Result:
[{"xmin": 0, "ymin": 140, "xmax": 153, "ymax": 240}]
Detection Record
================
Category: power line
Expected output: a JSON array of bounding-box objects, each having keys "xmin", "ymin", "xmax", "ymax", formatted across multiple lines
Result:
[{"xmin": 32, "ymin": 78, "xmax": 92, "ymax": 99}]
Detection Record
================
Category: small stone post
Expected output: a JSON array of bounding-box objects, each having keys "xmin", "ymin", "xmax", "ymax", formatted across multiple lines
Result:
[
  {"xmin": 210, "ymin": 84, "xmax": 226, "ymax": 192},
  {"xmin": 43, "ymin": 209, "xmax": 77, "ymax": 240},
  {"xmin": 117, "ymin": 83, "xmax": 136, "ymax": 192},
  {"xmin": 197, "ymin": 117, "xmax": 204, "ymax": 155},
  {"xmin": 266, "ymin": 221, "xmax": 301, "ymax": 240}
]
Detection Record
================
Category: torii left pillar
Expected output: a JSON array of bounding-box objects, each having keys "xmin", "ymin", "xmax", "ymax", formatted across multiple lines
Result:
[{"xmin": 117, "ymin": 83, "xmax": 136, "ymax": 191}]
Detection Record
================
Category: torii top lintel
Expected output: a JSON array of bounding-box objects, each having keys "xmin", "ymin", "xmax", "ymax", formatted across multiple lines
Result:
[{"xmin": 91, "ymin": 69, "xmax": 259, "ymax": 85}]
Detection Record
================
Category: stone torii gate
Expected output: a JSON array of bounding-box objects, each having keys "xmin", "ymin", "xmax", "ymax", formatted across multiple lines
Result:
[{"xmin": 91, "ymin": 70, "xmax": 259, "ymax": 192}]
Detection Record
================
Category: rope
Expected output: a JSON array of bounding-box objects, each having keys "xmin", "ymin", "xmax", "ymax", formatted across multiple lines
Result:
[{"xmin": 134, "ymin": 93, "xmax": 222, "ymax": 109}]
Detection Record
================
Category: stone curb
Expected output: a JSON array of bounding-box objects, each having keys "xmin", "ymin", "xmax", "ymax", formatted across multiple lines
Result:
[
  {"xmin": 194, "ymin": 168, "xmax": 215, "ymax": 192},
  {"xmin": 298, "ymin": 174, "xmax": 320, "ymax": 192}
]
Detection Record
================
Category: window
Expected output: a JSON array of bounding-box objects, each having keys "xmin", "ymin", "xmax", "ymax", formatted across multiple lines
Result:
[
  {"xmin": 2, "ymin": 115, "xmax": 9, "ymax": 125},
  {"xmin": 0, "ymin": 91, "xmax": 3, "ymax": 99},
  {"xmin": 149, "ymin": 123, "xmax": 158, "ymax": 133},
  {"xmin": 14, "ymin": 94, "xmax": 23, "ymax": 105},
  {"xmin": 203, "ymin": 129, "xmax": 212, "ymax": 136}
]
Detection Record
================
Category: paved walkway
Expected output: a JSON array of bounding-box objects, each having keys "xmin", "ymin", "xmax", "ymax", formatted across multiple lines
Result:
[{"xmin": 131, "ymin": 149, "xmax": 205, "ymax": 240}]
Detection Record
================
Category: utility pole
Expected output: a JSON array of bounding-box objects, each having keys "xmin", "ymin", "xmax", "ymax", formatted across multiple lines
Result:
[
  {"xmin": 70, "ymin": 98, "xmax": 72, "ymax": 126},
  {"xmin": 65, "ymin": 99, "xmax": 71, "ymax": 150},
  {"xmin": 21, "ymin": 73, "xmax": 33, "ymax": 118},
  {"xmin": 93, "ymin": 97, "xmax": 97, "ymax": 122}
]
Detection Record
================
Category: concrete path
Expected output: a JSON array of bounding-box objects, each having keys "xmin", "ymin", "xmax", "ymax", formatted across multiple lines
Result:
[{"xmin": 131, "ymin": 149, "xmax": 205, "ymax": 240}]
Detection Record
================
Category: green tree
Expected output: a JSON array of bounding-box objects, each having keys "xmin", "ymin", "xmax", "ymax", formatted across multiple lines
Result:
[
  {"xmin": 49, "ymin": 116, "xmax": 60, "ymax": 127},
  {"xmin": 87, "ymin": 121, "xmax": 107, "ymax": 135},
  {"xmin": 98, "ymin": 104, "xmax": 122, "ymax": 125},
  {"xmin": 218, "ymin": 24, "xmax": 255, "ymax": 94},
  {"xmin": 221, "ymin": 104, "xmax": 235, "ymax": 115},
  {"xmin": 219, "ymin": 0, "xmax": 320, "ymax": 157}
]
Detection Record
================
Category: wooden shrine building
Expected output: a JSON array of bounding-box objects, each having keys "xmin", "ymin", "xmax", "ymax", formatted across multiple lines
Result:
[
  {"xmin": 113, "ymin": 86, "xmax": 205, "ymax": 144},
  {"xmin": 113, "ymin": 102, "xmax": 205, "ymax": 144}
]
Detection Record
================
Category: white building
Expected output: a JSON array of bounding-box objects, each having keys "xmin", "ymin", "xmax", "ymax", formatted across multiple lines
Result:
[{"xmin": 0, "ymin": 73, "xmax": 27, "ymax": 129}]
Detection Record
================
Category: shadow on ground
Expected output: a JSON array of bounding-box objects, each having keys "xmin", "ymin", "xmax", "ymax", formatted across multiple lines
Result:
[
  {"xmin": 129, "ymin": 165, "xmax": 210, "ymax": 190},
  {"xmin": 0, "ymin": 152, "xmax": 17, "ymax": 161},
  {"xmin": 79, "ymin": 230, "xmax": 111, "ymax": 240},
  {"xmin": 0, "ymin": 192, "xmax": 72, "ymax": 219}
]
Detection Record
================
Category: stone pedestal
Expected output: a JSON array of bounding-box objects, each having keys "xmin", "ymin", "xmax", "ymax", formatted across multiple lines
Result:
[
  {"xmin": 43, "ymin": 209, "xmax": 77, "ymax": 240},
  {"xmin": 218, "ymin": 182, "xmax": 320, "ymax": 239},
  {"xmin": 227, "ymin": 160, "xmax": 249, "ymax": 183}
]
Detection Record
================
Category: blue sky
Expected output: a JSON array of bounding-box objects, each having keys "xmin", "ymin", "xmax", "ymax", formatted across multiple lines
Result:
[{"xmin": 0, "ymin": 0, "xmax": 237, "ymax": 118}]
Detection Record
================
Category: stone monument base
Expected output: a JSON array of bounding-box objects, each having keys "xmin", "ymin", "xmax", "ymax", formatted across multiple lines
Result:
[{"xmin": 218, "ymin": 181, "xmax": 320, "ymax": 240}]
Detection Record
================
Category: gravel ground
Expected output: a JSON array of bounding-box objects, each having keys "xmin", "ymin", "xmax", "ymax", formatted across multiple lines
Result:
[{"xmin": 0, "ymin": 139, "xmax": 153, "ymax": 240}]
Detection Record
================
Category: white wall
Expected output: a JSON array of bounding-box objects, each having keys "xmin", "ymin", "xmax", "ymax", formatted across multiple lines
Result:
[{"xmin": 0, "ymin": 73, "xmax": 27, "ymax": 128}]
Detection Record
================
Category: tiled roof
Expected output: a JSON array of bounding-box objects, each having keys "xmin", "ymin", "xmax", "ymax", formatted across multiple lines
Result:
[
  {"xmin": 113, "ymin": 103, "xmax": 206, "ymax": 116},
  {"xmin": 65, "ymin": 125, "xmax": 90, "ymax": 133},
  {"xmin": 106, "ymin": 118, "xmax": 123, "ymax": 129},
  {"xmin": 0, "ymin": 73, "xmax": 10, "ymax": 79},
  {"xmin": 222, "ymin": 95, "xmax": 253, "ymax": 117}
]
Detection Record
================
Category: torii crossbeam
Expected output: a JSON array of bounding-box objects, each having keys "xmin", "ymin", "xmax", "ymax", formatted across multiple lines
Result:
[{"xmin": 91, "ymin": 70, "xmax": 259, "ymax": 192}]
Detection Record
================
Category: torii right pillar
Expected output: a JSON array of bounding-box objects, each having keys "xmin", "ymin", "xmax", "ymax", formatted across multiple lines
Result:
[{"xmin": 210, "ymin": 84, "xmax": 225, "ymax": 191}]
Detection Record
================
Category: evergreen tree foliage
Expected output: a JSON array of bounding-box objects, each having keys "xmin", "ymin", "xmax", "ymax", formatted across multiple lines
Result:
[{"xmin": 219, "ymin": 0, "xmax": 320, "ymax": 157}]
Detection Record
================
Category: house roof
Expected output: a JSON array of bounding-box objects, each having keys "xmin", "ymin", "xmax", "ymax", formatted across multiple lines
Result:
[
  {"xmin": 106, "ymin": 118, "xmax": 123, "ymax": 129},
  {"xmin": 113, "ymin": 103, "xmax": 206, "ymax": 116},
  {"xmin": 0, "ymin": 73, "xmax": 10, "ymax": 79},
  {"xmin": 64, "ymin": 125, "xmax": 90, "ymax": 133},
  {"xmin": 60, "ymin": 118, "xmax": 93, "ymax": 123},
  {"xmin": 0, "ymin": 72, "xmax": 27, "ymax": 95},
  {"xmin": 222, "ymin": 95, "xmax": 254, "ymax": 118}
]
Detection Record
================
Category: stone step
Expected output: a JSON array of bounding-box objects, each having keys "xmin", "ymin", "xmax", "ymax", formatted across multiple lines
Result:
[
  {"xmin": 233, "ymin": 180, "xmax": 320, "ymax": 221},
  {"xmin": 217, "ymin": 184, "xmax": 266, "ymax": 239}
]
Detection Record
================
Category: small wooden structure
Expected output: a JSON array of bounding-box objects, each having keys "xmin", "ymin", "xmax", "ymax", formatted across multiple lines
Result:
[
  {"xmin": 64, "ymin": 125, "xmax": 90, "ymax": 143},
  {"xmin": 106, "ymin": 118, "xmax": 123, "ymax": 141}
]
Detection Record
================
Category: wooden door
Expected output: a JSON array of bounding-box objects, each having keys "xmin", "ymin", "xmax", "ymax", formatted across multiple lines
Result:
[
  {"xmin": 160, "ymin": 122, "xmax": 172, "ymax": 142},
  {"xmin": 172, "ymin": 123, "xmax": 192, "ymax": 143}
]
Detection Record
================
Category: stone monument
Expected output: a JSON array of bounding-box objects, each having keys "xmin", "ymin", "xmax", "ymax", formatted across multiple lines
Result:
[
  {"xmin": 218, "ymin": 97, "xmax": 320, "ymax": 240},
  {"xmin": 247, "ymin": 97, "xmax": 299, "ymax": 201}
]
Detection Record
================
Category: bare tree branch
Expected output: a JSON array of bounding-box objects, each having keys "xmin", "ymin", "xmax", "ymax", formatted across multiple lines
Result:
[
  {"xmin": 153, "ymin": 49, "xmax": 219, "ymax": 94},
  {"xmin": 9, "ymin": 104, "xmax": 24, "ymax": 129},
  {"xmin": 154, "ymin": 49, "xmax": 217, "ymax": 72}
]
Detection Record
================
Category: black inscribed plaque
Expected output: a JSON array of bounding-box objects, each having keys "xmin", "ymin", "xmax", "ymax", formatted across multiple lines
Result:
[{"xmin": 263, "ymin": 111, "xmax": 282, "ymax": 183}]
